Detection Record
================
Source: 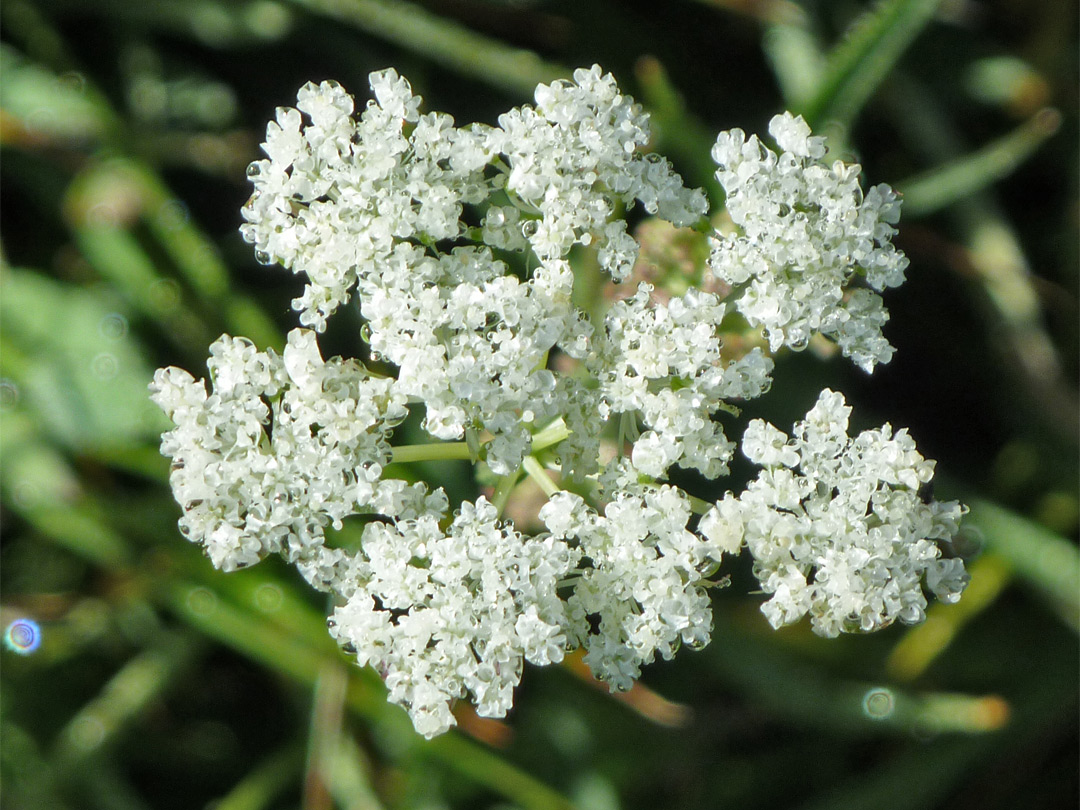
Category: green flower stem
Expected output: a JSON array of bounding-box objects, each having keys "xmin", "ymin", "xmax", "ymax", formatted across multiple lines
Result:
[
  {"xmin": 215, "ymin": 744, "xmax": 306, "ymax": 810},
  {"xmin": 799, "ymin": 0, "xmax": 946, "ymax": 130},
  {"xmin": 531, "ymin": 417, "xmax": 571, "ymax": 453},
  {"xmin": 522, "ymin": 455, "xmax": 560, "ymax": 499},
  {"xmin": 53, "ymin": 632, "xmax": 201, "ymax": 767},
  {"xmin": 491, "ymin": 470, "xmax": 522, "ymax": 518},
  {"xmin": 390, "ymin": 442, "xmax": 474, "ymax": 464}
]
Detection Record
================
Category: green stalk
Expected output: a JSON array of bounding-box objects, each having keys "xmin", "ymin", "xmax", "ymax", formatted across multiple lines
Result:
[
  {"xmin": 800, "ymin": 0, "xmax": 946, "ymax": 130},
  {"xmin": 215, "ymin": 745, "xmax": 306, "ymax": 810},
  {"xmin": 522, "ymin": 455, "xmax": 560, "ymax": 498},
  {"xmin": 531, "ymin": 417, "xmax": 571, "ymax": 452},
  {"xmin": 390, "ymin": 441, "xmax": 474, "ymax": 464},
  {"xmin": 491, "ymin": 470, "xmax": 522, "ymax": 518}
]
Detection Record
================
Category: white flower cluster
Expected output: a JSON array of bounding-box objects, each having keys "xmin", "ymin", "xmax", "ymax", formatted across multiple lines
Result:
[
  {"xmin": 702, "ymin": 390, "xmax": 968, "ymax": 637},
  {"xmin": 149, "ymin": 330, "xmax": 441, "ymax": 589},
  {"xmin": 709, "ymin": 113, "xmax": 909, "ymax": 371},
  {"xmin": 597, "ymin": 285, "xmax": 773, "ymax": 482},
  {"xmin": 329, "ymin": 498, "xmax": 576, "ymax": 737},
  {"xmin": 238, "ymin": 67, "xmax": 708, "ymax": 474},
  {"xmin": 153, "ymin": 66, "xmax": 968, "ymax": 738},
  {"xmin": 540, "ymin": 486, "xmax": 722, "ymax": 691}
]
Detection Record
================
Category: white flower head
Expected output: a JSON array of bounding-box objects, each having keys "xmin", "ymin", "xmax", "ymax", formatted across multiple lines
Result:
[
  {"xmin": 153, "ymin": 66, "xmax": 969, "ymax": 739},
  {"xmin": 730, "ymin": 389, "xmax": 969, "ymax": 636},
  {"xmin": 708, "ymin": 112, "xmax": 908, "ymax": 371},
  {"xmin": 329, "ymin": 497, "xmax": 577, "ymax": 737},
  {"xmin": 150, "ymin": 330, "xmax": 435, "ymax": 588}
]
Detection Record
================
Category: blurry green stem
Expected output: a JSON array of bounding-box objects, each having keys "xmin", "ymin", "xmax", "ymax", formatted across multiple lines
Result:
[
  {"xmin": 634, "ymin": 56, "xmax": 723, "ymax": 206},
  {"xmin": 887, "ymin": 554, "xmax": 1013, "ymax": 680},
  {"xmin": 53, "ymin": 633, "xmax": 200, "ymax": 767},
  {"xmin": 286, "ymin": 0, "xmax": 568, "ymax": 97},
  {"xmin": 491, "ymin": 471, "xmax": 521, "ymax": 518},
  {"xmin": 215, "ymin": 744, "xmax": 306, "ymax": 810},
  {"xmin": 897, "ymin": 108, "xmax": 1062, "ymax": 216},
  {"xmin": 800, "ymin": 0, "xmax": 946, "ymax": 129},
  {"xmin": 532, "ymin": 417, "xmax": 570, "ymax": 452},
  {"xmin": 391, "ymin": 442, "xmax": 473, "ymax": 463},
  {"xmin": 965, "ymin": 497, "xmax": 1080, "ymax": 631},
  {"xmin": 165, "ymin": 579, "xmax": 577, "ymax": 809},
  {"xmin": 523, "ymin": 455, "xmax": 559, "ymax": 498}
]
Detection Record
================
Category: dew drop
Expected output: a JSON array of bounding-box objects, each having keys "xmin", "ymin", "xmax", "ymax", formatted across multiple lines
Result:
[
  {"xmin": 13, "ymin": 482, "xmax": 39, "ymax": 508},
  {"xmin": 186, "ymin": 587, "xmax": 218, "ymax": 617},
  {"xmin": 246, "ymin": 162, "xmax": 262, "ymax": 178},
  {"xmin": 88, "ymin": 203, "xmax": 119, "ymax": 227},
  {"xmin": 149, "ymin": 279, "xmax": 181, "ymax": 313},
  {"xmin": 254, "ymin": 250, "xmax": 273, "ymax": 265},
  {"xmin": 158, "ymin": 199, "xmax": 190, "ymax": 231},
  {"xmin": 69, "ymin": 715, "xmax": 106, "ymax": 752},
  {"xmin": 58, "ymin": 71, "xmax": 87, "ymax": 94}
]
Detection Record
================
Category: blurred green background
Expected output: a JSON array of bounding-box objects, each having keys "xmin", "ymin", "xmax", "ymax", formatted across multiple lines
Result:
[{"xmin": 1, "ymin": 1, "xmax": 1077, "ymax": 808}]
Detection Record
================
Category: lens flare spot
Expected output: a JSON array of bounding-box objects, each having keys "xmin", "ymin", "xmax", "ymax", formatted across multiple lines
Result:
[
  {"xmin": 4, "ymin": 619, "xmax": 42, "ymax": 654},
  {"xmin": 99, "ymin": 313, "xmax": 129, "ymax": 340},
  {"xmin": 186, "ymin": 587, "xmax": 217, "ymax": 617},
  {"xmin": 862, "ymin": 687, "xmax": 895, "ymax": 719},
  {"xmin": 0, "ymin": 379, "xmax": 18, "ymax": 411},
  {"xmin": 254, "ymin": 583, "xmax": 283, "ymax": 613},
  {"xmin": 91, "ymin": 352, "xmax": 119, "ymax": 380}
]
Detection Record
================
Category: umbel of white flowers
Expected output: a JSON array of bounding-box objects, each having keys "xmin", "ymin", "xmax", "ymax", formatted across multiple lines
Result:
[{"xmin": 150, "ymin": 66, "xmax": 969, "ymax": 739}]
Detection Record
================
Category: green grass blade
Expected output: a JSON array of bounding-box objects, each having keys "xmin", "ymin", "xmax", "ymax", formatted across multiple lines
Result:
[
  {"xmin": 287, "ymin": 0, "xmax": 568, "ymax": 97},
  {"xmin": 164, "ymin": 578, "xmax": 579, "ymax": 810},
  {"xmin": 634, "ymin": 56, "xmax": 722, "ymax": 206},
  {"xmin": 887, "ymin": 554, "xmax": 1013, "ymax": 681},
  {"xmin": 897, "ymin": 108, "xmax": 1062, "ymax": 216},
  {"xmin": 966, "ymin": 497, "xmax": 1080, "ymax": 631},
  {"xmin": 214, "ymin": 744, "xmax": 306, "ymax": 810},
  {"xmin": 801, "ymin": 0, "xmax": 946, "ymax": 129},
  {"xmin": 52, "ymin": 634, "xmax": 200, "ymax": 766}
]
